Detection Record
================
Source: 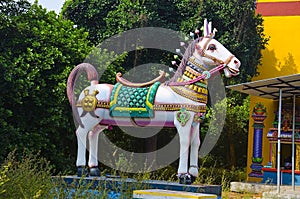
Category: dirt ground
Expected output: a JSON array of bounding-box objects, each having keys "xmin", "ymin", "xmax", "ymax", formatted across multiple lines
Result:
[{"xmin": 222, "ymin": 191, "xmax": 262, "ymax": 199}]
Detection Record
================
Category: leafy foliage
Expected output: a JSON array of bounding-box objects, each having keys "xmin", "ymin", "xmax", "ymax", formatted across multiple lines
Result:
[
  {"xmin": 0, "ymin": 0, "xmax": 90, "ymax": 171},
  {"xmin": 62, "ymin": 0, "xmax": 268, "ymax": 81},
  {"xmin": 61, "ymin": 0, "xmax": 119, "ymax": 44},
  {"xmin": 201, "ymin": 97, "xmax": 250, "ymax": 168}
]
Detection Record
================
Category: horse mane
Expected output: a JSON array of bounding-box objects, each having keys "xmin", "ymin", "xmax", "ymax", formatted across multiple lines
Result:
[{"xmin": 165, "ymin": 37, "xmax": 203, "ymax": 85}]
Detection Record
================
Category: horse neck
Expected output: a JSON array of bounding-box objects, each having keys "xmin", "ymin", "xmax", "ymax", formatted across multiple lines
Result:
[
  {"xmin": 174, "ymin": 55, "xmax": 209, "ymax": 88},
  {"xmin": 168, "ymin": 55, "xmax": 209, "ymax": 104}
]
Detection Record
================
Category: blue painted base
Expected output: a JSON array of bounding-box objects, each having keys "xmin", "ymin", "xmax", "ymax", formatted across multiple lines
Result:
[
  {"xmin": 53, "ymin": 176, "xmax": 222, "ymax": 199},
  {"xmin": 262, "ymin": 169, "xmax": 277, "ymax": 184},
  {"xmin": 282, "ymin": 172, "xmax": 300, "ymax": 185},
  {"xmin": 262, "ymin": 168, "xmax": 300, "ymax": 185}
]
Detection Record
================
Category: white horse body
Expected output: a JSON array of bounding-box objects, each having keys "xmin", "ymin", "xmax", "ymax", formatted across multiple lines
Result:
[
  {"xmin": 67, "ymin": 21, "xmax": 241, "ymax": 184},
  {"xmin": 75, "ymin": 82, "xmax": 202, "ymax": 176}
]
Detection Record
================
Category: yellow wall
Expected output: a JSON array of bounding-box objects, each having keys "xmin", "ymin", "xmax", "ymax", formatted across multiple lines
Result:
[
  {"xmin": 247, "ymin": 1, "xmax": 300, "ymax": 182},
  {"xmin": 253, "ymin": 16, "xmax": 300, "ymax": 81}
]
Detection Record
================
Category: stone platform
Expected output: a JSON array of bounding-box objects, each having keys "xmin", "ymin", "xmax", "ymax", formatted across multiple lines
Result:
[
  {"xmin": 231, "ymin": 181, "xmax": 300, "ymax": 199},
  {"xmin": 55, "ymin": 176, "xmax": 222, "ymax": 199}
]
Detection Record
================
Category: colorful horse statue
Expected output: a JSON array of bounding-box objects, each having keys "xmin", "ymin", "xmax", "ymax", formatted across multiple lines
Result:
[{"xmin": 67, "ymin": 20, "xmax": 241, "ymax": 184}]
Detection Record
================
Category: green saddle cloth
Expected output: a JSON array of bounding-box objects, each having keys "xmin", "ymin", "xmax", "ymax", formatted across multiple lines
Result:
[{"xmin": 109, "ymin": 82, "xmax": 161, "ymax": 118}]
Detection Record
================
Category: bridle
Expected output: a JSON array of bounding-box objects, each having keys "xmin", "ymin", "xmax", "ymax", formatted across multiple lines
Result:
[
  {"xmin": 196, "ymin": 36, "xmax": 235, "ymax": 66},
  {"xmin": 169, "ymin": 37, "xmax": 236, "ymax": 86}
]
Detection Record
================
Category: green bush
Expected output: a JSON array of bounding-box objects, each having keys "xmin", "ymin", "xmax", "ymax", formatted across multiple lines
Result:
[{"xmin": 0, "ymin": 151, "xmax": 54, "ymax": 198}]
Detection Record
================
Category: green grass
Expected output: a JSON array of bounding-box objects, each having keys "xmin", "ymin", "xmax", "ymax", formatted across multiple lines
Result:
[{"xmin": 0, "ymin": 151, "xmax": 248, "ymax": 198}]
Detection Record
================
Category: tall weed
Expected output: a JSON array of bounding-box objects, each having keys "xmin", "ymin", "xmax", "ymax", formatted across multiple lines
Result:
[
  {"xmin": 0, "ymin": 150, "xmax": 53, "ymax": 198},
  {"xmin": 195, "ymin": 157, "xmax": 246, "ymax": 190}
]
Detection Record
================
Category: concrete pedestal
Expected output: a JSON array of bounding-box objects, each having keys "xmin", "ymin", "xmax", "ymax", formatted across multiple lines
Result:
[{"xmin": 55, "ymin": 176, "xmax": 222, "ymax": 199}]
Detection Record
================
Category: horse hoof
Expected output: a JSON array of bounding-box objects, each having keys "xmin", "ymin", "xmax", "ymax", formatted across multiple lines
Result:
[
  {"xmin": 190, "ymin": 175, "xmax": 196, "ymax": 184},
  {"xmin": 89, "ymin": 167, "xmax": 100, "ymax": 176},
  {"xmin": 178, "ymin": 173, "xmax": 192, "ymax": 185},
  {"xmin": 77, "ymin": 166, "xmax": 88, "ymax": 177}
]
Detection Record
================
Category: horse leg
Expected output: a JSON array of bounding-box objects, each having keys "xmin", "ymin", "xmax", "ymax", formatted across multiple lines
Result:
[
  {"xmin": 76, "ymin": 126, "xmax": 89, "ymax": 177},
  {"xmin": 88, "ymin": 124, "xmax": 107, "ymax": 176},
  {"xmin": 189, "ymin": 122, "xmax": 200, "ymax": 183},
  {"xmin": 175, "ymin": 112, "xmax": 194, "ymax": 184}
]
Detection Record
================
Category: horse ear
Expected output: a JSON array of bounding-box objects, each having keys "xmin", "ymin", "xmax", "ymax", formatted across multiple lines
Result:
[
  {"xmin": 208, "ymin": 21, "xmax": 212, "ymax": 35},
  {"xmin": 203, "ymin": 18, "xmax": 208, "ymax": 36}
]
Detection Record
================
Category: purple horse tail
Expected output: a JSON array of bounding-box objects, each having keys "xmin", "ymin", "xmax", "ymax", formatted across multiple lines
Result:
[{"xmin": 66, "ymin": 63, "xmax": 99, "ymax": 127}]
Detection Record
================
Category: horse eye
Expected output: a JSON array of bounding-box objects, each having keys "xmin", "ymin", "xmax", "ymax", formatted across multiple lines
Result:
[{"xmin": 207, "ymin": 44, "xmax": 216, "ymax": 51}]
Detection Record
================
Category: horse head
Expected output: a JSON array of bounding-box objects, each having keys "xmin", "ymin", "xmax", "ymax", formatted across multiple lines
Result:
[{"xmin": 192, "ymin": 19, "xmax": 241, "ymax": 78}]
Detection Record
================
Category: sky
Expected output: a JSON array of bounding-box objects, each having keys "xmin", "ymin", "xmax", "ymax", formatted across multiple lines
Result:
[{"xmin": 28, "ymin": 0, "xmax": 65, "ymax": 14}]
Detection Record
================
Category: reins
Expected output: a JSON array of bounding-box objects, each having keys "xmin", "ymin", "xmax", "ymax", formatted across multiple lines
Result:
[{"xmin": 168, "ymin": 63, "xmax": 226, "ymax": 86}]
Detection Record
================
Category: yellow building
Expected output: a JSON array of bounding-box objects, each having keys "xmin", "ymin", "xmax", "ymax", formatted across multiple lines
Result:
[{"xmin": 246, "ymin": 0, "xmax": 300, "ymax": 182}]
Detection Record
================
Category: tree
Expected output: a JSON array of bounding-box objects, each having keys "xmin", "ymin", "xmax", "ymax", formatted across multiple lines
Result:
[
  {"xmin": 62, "ymin": 0, "xmax": 186, "ymax": 44},
  {"xmin": 201, "ymin": 97, "xmax": 250, "ymax": 169},
  {"xmin": 62, "ymin": 0, "xmax": 268, "ymax": 84},
  {"xmin": 61, "ymin": 0, "xmax": 119, "ymax": 44},
  {"xmin": 0, "ymin": 0, "xmax": 91, "ymax": 171}
]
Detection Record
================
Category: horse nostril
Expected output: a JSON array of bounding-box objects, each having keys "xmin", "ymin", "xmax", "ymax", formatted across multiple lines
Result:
[{"xmin": 234, "ymin": 60, "xmax": 238, "ymax": 64}]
